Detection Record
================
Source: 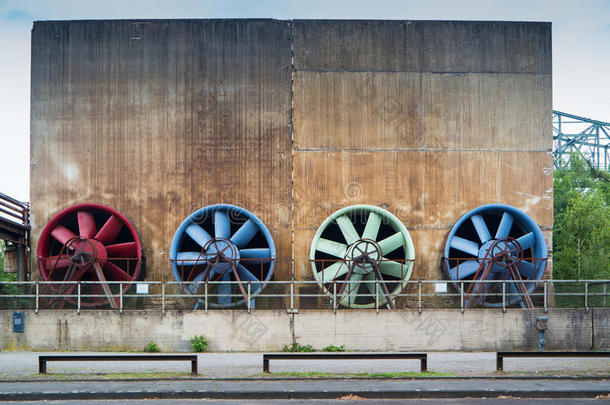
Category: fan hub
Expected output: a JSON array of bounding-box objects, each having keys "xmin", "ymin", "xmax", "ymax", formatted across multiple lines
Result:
[
  {"xmin": 347, "ymin": 239, "xmax": 381, "ymax": 275},
  {"xmin": 477, "ymin": 237, "xmax": 522, "ymax": 273},
  {"xmin": 66, "ymin": 237, "xmax": 107, "ymax": 270},
  {"xmin": 490, "ymin": 237, "xmax": 523, "ymax": 269},
  {"xmin": 204, "ymin": 237, "xmax": 240, "ymax": 275}
]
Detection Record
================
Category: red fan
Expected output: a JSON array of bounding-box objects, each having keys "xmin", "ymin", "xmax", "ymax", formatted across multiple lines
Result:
[{"xmin": 37, "ymin": 203, "xmax": 143, "ymax": 308}]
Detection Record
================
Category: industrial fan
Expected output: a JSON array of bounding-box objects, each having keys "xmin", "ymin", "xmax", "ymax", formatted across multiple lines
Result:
[
  {"xmin": 310, "ymin": 205, "xmax": 415, "ymax": 308},
  {"xmin": 37, "ymin": 203, "xmax": 143, "ymax": 308},
  {"xmin": 442, "ymin": 204, "xmax": 548, "ymax": 308},
  {"xmin": 169, "ymin": 204, "xmax": 276, "ymax": 308}
]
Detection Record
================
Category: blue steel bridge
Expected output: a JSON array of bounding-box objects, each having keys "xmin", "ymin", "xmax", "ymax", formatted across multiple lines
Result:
[{"xmin": 553, "ymin": 110, "xmax": 610, "ymax": 171}]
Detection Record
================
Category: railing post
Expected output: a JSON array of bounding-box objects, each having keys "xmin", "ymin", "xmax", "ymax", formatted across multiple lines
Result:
[
  {"xmin": 418, "ymin": 280, "xmax": 422, "ymax": 314},
  {"xmin": 35, "ymin": 281, "xmax": 39, "ymax": 314},
  {"xmin": 162, "ymin": 282, "xmax": 166, "ymax": 314},
  {"xmin": 77, "ymin": 282, "xmax": 81, "ymax": 315},
  {"xmin": 290, "ymin": 280, "xmax": 294, "ymax": 311},
  {"xmin": 375, "ymin": 280, "xmax": 379, "ymax": 314},
  {"xmin": 544, "ymin": 280, "xmax": 548, "ymax": 313},
  {"xmin": 460, "ymin": 282, "xmax": 464, "ymax": 313},
  {"xmin": 584, "ymin": 281, "xmax": 589, "ymax": 311},
  {"xmin": 333, "ymin": 282, "xmax": 337, "ymax": 313},
  {"xmin": 119, "ymin": 282, "xmax": 123, "ymax": 313},
  {"xmin": 502, "ymin": 282, "xmax": 506, "ymax": 313},
  {"xmin": 204, "ymin": 281, "xmax": 208, "ymax": 313},
  {"xmin": 604, "ymin": 283, "xmax": 607, "ymax": 308},
  {"xmin": 247, "ymin": 281, "xmax": 251, "ymax": 313}
]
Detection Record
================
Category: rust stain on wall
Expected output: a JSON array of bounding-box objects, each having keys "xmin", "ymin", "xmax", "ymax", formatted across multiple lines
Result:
[{"xmin": 31, "ymin": 19, "xmax": 552, "ymax": 290}]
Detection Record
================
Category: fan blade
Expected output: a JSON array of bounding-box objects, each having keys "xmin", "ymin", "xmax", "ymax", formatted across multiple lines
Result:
[
  {"xmin": 214, "ymin": 211, "xmax": 231, "ymax": 239},
  {"xmin": 104, "ymin": 261, "xmax": 133, "ymax": 282},
  {"xmin": 184, "ymin": 271, "xmax": 206, "ymax": 294},
  {"xmin": 185, "ymin": 223, "xmax": 212, "ymax": 248},
  {"xmin": 471, "ymin": 214, "xmax": 492, "ymax": 243},
  {"xmin": 77, "ymin": 211, "xmax": 96, "ymax": 238},
  {"xmin": 230, "ymin": 219, "xmax": 258, "ymax": 248},
  {"xmin": 508, "ymin": 282, "xmax": 525, "ymax": 307},
  {"xmin": 449, "ymin": 260, "xmax": 481, "ymax": 279},
  {"xmin": 316, "ymin": 238, "xmax": 348, "ymax": 258},
  {"xmin": 340, "ymin": 273, "xmax": 363, "ymax": 306},
  {"xmin": 378, "ymin": 232, "xmax": 405, "ymax": 255},
  {"xmin": 318, "ymin": 261, "xmax": 349, "ymax": 282},
  {"xmin": 364, "ymin": 273, "xmax": 378, "ymax": 295},
  {"xmin": 237, "ymin": 264, "xmax": 261, "ymax": 294},
  {"xmin": 90, "ymin": 283, "xmax": 105, "ymax": 300},
  {"xmin": 43, "ymin": 255, "xmax": 72, "ymax": 270},
  {"xmin": 95, "ymin": 215, "xmax": 123, "ymax": 245},
  {"xmin": 239, "ymin": 248, "xmax": 272, "ymax": 263},
  {"xmin": 495, "ymin": 212, "xmax": 514, "ymax": 239},
  {"xmin": 518, "ymin": 260, "xmax": 537, "ymax": 279},
  {"xmin": 449, "ymin": 236, "xmax": 480, "ymax": 257},
  {"xmin": 176, "ymin": 251, "xmax": 207, "ymax": 266},
  {"xmin": 237, "ymin": 263, "xmax": 259, "ymax": 282},
  {"xmin": 51, "ymin": 225, "xmax": 77, "ymax": 246},
  {"xmin": 106, "ymin": 242, "xmax": 138, "ymax": 258},
  {"xmin": 379, "ymin": 260, "xmax": 407, "ymax": 279},
  {"xmin": 92, "ymin": 262, "xmax": 118, "ymax": 308},
  {"xmin": 517, "ymin": 232, "xmax": 535, "ymax": 251},
  {"xmin": 336, "ymin": 215, "xmax": 359, "ymax": 245},
  {"xmin": 217, "ymin": 272, "xmax": 232, "ymax": 306},
  {"xmin": 361, "ymin": 212, "xmax": 382, "ymax": 241},
  {"xmin": 493, "ymin": 269, "xmax": 509, "ymax": 281}
]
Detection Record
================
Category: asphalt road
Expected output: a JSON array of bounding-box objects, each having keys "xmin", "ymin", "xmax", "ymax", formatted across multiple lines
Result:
[
  {"xmin": 0, "ymin": 378, "xmax": 609, "ymax": 401},
  {"xmin": 1, "ymin": 400, "xmax": 609, "ymax": 405}
]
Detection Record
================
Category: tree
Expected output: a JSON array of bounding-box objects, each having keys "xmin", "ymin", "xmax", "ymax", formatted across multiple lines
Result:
[{"xmin": 553, "ymin": 154, "xmax": 610, "ymax": 279}]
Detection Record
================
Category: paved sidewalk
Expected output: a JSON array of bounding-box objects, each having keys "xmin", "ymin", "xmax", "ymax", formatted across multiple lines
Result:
[
  {"xmin": 0, "ymin": 378, "xmax": 609, "ymax": 400},
  {"xmin": 1, "ymin": 351, "xmax": 609, "ymax": 378}
]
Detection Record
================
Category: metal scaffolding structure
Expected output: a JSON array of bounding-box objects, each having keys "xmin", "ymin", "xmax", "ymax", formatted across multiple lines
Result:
[{"xmin": 553, "ymin": 110, "xmax": 610, "ymax": 171}]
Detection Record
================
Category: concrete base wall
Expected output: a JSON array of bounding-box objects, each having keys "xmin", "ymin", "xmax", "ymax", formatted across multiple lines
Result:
[{"xmin": 0, "ymin": 309, "xmax": 605, "ymax": 352}]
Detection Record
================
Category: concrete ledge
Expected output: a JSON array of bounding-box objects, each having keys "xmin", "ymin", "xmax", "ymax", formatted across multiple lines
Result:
[{"xmin": 0, "ymin": 309, "xmax": 606, "ymax": 352}]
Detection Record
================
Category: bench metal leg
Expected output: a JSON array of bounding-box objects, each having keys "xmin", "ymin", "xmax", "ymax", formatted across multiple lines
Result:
[
  {"xmin": 263, "ymin": 357, "xmax": 270, "ymax": 373},
  {"xmin": 39, "ymin": 359, "xmax": 46, "ymax": 374},
  {"xmin": 496, "ymin": 354, "xmax": 503, "ymax": 372},
  {"xmin": 191, "ymin": 358, "xmax": 198, "ymax": 375},
  {"xmin": 420, "ymin": 357, "xmax": 427, "ymax": 373}
]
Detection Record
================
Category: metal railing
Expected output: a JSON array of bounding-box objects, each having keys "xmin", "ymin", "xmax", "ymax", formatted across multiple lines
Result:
[
  {"xmin": 0, "ymin": 279, "xmax": 608, "ymax": 313},
  {"xmin": 0, "ymin": 192, "xmax": 30, "ymax": 231}
]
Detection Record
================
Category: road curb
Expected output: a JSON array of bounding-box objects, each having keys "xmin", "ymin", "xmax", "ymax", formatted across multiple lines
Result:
[{"xmin": 1, "ymin": 389, "xmax": 609, "ymax": 401}]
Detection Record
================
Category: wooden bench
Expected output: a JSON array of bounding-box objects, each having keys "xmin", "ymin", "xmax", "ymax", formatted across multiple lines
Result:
[
  {"xmin": 38, "ymin": 354, "xmax": 198, "ymax": 375},
  {"xmin": 263, "ymin": 352, "xmax": 427, "ymax": 373},
  {"xmin": 496, "ymin": 351, "xmax": 610, "ymax": 371}
]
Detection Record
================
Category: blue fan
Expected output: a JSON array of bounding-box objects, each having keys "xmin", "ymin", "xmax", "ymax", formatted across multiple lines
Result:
[{"xmin": 170, "ymin": 204, "xmax": 276, "ymax": 308}]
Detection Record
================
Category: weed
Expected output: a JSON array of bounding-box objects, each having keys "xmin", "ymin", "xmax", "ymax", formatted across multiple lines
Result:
[
  {"xmin": 190, "ymin": 335, "xmax": 208, "ymax": 352},
  {"xmin": 322, "ymin": 344, "xmax": 345, "ymax": 352},
  {"xmin": 282, "ymin": 342, "xmax": 315, "ymax": 352},
  {"xmin": 144, "ymin": 341, "xmax": 160, "ymax": 353}
]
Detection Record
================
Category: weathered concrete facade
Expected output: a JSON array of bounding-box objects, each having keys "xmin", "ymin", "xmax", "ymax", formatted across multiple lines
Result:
[
  {"xmin": 0, "ymin": 309, "xmax": 602, "ymax": 352},
  {"xmin": 30, "ymin": 20, "xmax": 553, "ymax": 287}
]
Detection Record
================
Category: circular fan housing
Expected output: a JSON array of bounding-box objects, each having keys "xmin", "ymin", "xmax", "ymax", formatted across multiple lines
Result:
[
  {"xmin": 442, "ymin": 204, "xmax": 548, "ymax": 307},
  {"xmin": 37, "ymin": 203, "xmax": 143, "ymax": 307},
  {"xmin": 169, "ymin": 204, "xmax": 276, "ymax": 308},
  {"xmin": 310, "ymin": 205, "xmax": 415, "ymax": 308}
]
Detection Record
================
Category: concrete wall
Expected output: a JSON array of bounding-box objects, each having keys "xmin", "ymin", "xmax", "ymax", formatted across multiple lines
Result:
[
  {"xmin": 1, "ymin": 309, "xmax": 604, "ymax": 352},
  {"xmin": 30, "ymin": 20, "xmax": 553, "ymax": 287},
  {"xmin": 291, "ymin": 20, "xmax": 553, "ymax": 284},
  {"xmin": 30, "ymin": 20, "xmax": 294, "ymax": 281}
]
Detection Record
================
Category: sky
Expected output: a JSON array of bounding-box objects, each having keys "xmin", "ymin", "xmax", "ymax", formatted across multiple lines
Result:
[{"xmin": 0, "ymin": 0, "xmax": 609, "ymax": 202}]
